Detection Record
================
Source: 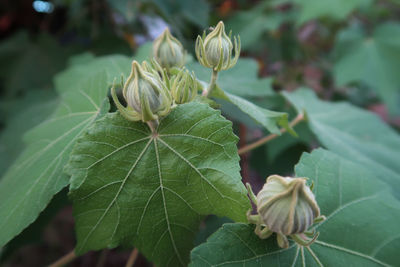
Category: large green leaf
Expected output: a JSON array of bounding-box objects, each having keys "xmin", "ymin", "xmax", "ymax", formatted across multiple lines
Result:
[
  {"xmin": 0, "ymin": 72, "xmax": 109, "ymax": 247},
  {"xmin": 283, "ymin": 88, "xmax": 400, "ymax": 197},
  {"xmin": 0, "ymin": 91, "xmax": 57, "ymax": 177},
  {"xmin": 67, "ymin": 103, "xmax": 250, "ymax": 267},
  {"xmin": 190, "ymin": 149, "xmax": 400, "ymax": 266},
  {"xmin": 187, "ymin": 59, "xmax": 275, "ymax": 97},
  {"xmin": 333, "ymin": 22, "xmax": 400, "ymax": 115},
  {"xmin": 291, "ymin": 0, "xmax": 372, "ymax": 24}
]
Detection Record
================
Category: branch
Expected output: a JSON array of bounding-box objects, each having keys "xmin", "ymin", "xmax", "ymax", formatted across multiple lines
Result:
[
  {"xmin": 49, "ymin": 250, "xmax": 76, "ymax": 267},
  {"xmin": 125, "ymin": 248, "xmax": 139, "ymax": 267},
  {"xmin": 238, "ymin": 113, "xmax": 304, "ymax": 155}
]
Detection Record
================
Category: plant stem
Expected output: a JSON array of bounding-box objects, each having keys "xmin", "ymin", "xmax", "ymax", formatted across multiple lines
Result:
[
  {"xmin": 238, "ymin": 113, "xmax": 304, "ymax": 155},
  {"xmin": 125, "ymin": 248, "xmax": 139, "ymax": 267},
  {"xmin": 146, "ymin": 120, "xmax": 159, "ymax": 134},
  {"xmin": 204, "ymin": 69, "xmax": 219, "ymax": 97},
  {"xmin": 49, "ymin": 250, "xmax": 76, "ymax": 267}
]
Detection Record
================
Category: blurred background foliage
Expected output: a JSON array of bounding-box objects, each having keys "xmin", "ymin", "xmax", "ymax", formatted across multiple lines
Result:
[{"xmin": 0, "ymin": 0, "xmax": 399, "ymax": 266}]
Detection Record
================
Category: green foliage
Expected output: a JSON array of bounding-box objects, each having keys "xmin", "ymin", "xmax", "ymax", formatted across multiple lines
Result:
[
  {"xmin": 0, "ymin": 54, "xmax": 132, "ymax": 247},
  {"xmin": 55, "ymin": 55, "xmax": 131, "ymax": 93},
  {"xmin": 0, "ymin": 91, "xmax": 57, "ymax": 177},
  {"xmin": 216, "ymin": 90, "xmax": 293, "ymax": 135},
  {"xmin": 1, "ymin": 2, "xmax": 400, "ymax": 264},
  {"xmin": 333, "ymin": 22, "xmax": 400, "ymax": 114},
  {"xmin": 0, "ymin": 73, "xmax": 109, "ymax": 247},
  {"xmin": 67, "ymin": 103, "xmax": 250, "ymax": 266},
  {"xmin": 187, "ymin": 59, "xmax": 275, "ymax": 97},
  {"xmin": 188, "ymin": 59, "xmax": 291, "ymax": 134},
  {"xmin": 0, "ymin": 32, "xmax": 75, "ymax": 99},
  {"xmin": 284, "ymin": 89, "xmax": 400, "ymax": 197},
  {"xmin": 226, "ymin": 2, "xmax": 294, "ymax": 49},
  {"xmin": 291, "ymin": 0, "xmax": 372, "ymax": 24},
  {"xmin": 190, "ymin": 149, "xmax": 400, "ymax": 266}
]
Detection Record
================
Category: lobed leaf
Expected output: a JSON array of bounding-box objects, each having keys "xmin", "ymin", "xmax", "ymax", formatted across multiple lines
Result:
[{"xmin": 67, "ymin": 102, "xmax": 250, "ymax": 266}]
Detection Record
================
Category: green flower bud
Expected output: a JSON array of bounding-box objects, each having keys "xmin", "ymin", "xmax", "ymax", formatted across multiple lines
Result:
[
  {"xmin": 246, "ymin": 176, "xmax": 324, "ymax": 248},
  {"xmin": 111, "ymin": 60, "xmax": 172, "ymax": 123},
  {"xmin": 170, "ymin": 69, "xmax": 198, "ymax": 104},
  {"xmin": 195, "ymin": 21, "xmax": 240, "ymax": 71},
  {"xmin": 153, "ymin": 28, "xmax": 186, "ymax": 70},
  {"xmin": 257, "ymin": 175, "xmax": 320, "ymax": 236}
]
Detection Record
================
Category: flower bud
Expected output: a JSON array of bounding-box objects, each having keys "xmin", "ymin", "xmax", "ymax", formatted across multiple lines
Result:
[
  {"xmin": 153, "ymin": 28, "xmax": 186, "ymax": 70},
  {"xmin": 170, "ymin": 69, "xmax": 198, "ymax": 104},
  {"xmin": 111, "ymin": 60, "xmax": 172, "ymax": 123},
  {"xmin": 195, "ymin": 21, "xmax": 240, "ymax": 71},
  {"xmin": 257, "ymin": 175, "xmax": 320, "ymax": 236}
]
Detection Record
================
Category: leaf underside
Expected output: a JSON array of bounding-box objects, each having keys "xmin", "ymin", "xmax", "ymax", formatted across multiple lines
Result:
[{"xmin": 67, "ymin": 102, "xmax": 250, "ymax": 267}]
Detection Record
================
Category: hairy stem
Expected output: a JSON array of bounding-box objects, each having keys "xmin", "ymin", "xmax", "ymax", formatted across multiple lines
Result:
[
  {"xmin": 125, "ymin": 248, "xmax": 139, "ymax": 267},
  {"xmin": 238, "ymin": 113, "xmax": 304, "ymax": 155},
  {"xmin": 204, "ymin": 70, "xmax": 219, "ymax": 97},
  {"xmin": 49, "ymin": 250, "xmax": 76, "ymax": 267}
]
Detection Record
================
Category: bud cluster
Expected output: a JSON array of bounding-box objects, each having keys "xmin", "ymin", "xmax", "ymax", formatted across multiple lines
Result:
[{"xmin": 111, "ymin": 22, "xmax": 240, "ymax": 130}]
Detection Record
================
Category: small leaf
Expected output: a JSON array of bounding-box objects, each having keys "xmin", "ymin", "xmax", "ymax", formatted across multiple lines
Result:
[
  {"xmin": 190, "ymin": 149, "xmax": 400, "ymax": 266},
  {"xmin": 212, "ymin": 86, "xmax": 293, "ymax": 135},
  {"xmin": 67, "ymin": 102, "xmax": 250, "ymax": 267},
  {"xmin": 283, "ymin": 88, "xmax": 400, "ymax": 197},
  {"xmin": 188, "ymin": 59, "xmax": 291, "ymax": 135}
]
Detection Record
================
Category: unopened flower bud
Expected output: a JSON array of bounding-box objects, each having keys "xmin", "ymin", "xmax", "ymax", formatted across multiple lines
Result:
[
  {"xmin": 257, "ymin": 175, "xmax": 320, "ymax": 236},
  {"xmin": 246, "ymin": 175, "xmax": 324, "ymax": 248},
  {"xmin": 170, "ymin": 69, "xmax": 198, "ymax": 104},
  {"xmin": 153, "ymin": 28, "xmax": 186, "ymax": 70},
  {"xmin": 195, "ymin": 21, "xmax": 240, "ymax": 71},
  {"xmin": 111, "ymin": 60, "xmax": 172, "ymax": 123}
]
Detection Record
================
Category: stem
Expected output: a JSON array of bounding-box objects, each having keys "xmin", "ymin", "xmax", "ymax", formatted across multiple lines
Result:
[
  {"xmin": 96, "ymin": 249, "xmax": 109, "ymax": 267},
  {"xmin": 146, "ymin": 120, "xmax": 159, "ymax": 134},
  {"xmin": 238, "ymin": 113, "xmax": 304, "ymax": 155},
  {"xmin": 49, "ymin": 250, "xmax": 76, "ymax": 267},
  {"xmin": 204, "ymin": 70, "xmax": 219, "ymax": 97},
  {"xmin": 125, "ymin": 248, "xmax": 139, "ymax": 267}
]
